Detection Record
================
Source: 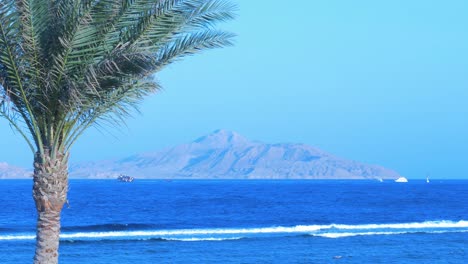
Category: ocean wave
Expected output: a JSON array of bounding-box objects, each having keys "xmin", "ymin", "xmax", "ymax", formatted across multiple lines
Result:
[
  {"xmin": 313, "ymin": 231, "xmax": 406, "ymax": 238},
  {"xmin": 1, "ymin": 220, "xmax": 467, "ymax": 241},
  {"xmin": 312, "ymin": 229, "xmax": 468, "ymax": 239},
  {"xmin": 0, "ymin": 234, "xmax": 35, "ymax": 241},
  {"xmin": 57, "ymin": 225, "xmax": 324, "ymax": 240},
  {"xmin": 62, "ymin": 223, "xmax": 156, "ymax": 232},
  {"xmin": 60, "ymin": 237, "xmax": 244, "ymax": 244},
  {"xmin": 330, "ymin": 220, "xmax": 468, "ymax": 230},
  {"xmin": 162, "ymin": 237, "xmax": 244, "ymax": 242}
]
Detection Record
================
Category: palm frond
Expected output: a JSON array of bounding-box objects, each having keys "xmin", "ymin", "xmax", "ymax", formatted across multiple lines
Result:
[
  {"xmin": 0, "ymin": 0, "xmax": 236, "ymax": 158},
  {"xmin": 155, "ymin": 30, "xmax": 235, "ymax": 69},
  {"xmin": 0, "ymin": 0, "xmax": 45, "ymax": 152}
]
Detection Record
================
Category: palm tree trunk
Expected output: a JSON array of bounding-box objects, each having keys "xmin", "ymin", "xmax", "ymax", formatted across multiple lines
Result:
[{"xmin": 32, "ymin": 151, "xmax": 69, "ymax": 264}]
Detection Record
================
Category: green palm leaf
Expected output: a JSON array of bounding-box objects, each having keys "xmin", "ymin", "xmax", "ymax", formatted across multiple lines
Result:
[{"xmin": 0, "ymin": 0, "xmax": 235, "ymax": 156}]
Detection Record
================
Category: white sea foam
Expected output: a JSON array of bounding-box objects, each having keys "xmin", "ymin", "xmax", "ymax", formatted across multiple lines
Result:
[
  {"xmin": 313, "ymin": 229, "xmax": 468, "ymax": 239},
  {"xmin": 313, "ymin": 232, "xmax": 402, "ymax": 238},
  {"xmin": 1, "ymin": 220, "xmax": 467, "ymax": 241},
  {"xmin": 59, "ymin": 225, "xmax": 326, "ymax": 239},
  {"xmin": 0, "ymin": 234, "xmax": 35, "ymax": 241},
  {"xmin": 330, "ymin": 220, "xmax": 468, "ymax": 230},
  {"xmin": 162, "ymin": 237, "xmax": 244, "ymax": 242}
]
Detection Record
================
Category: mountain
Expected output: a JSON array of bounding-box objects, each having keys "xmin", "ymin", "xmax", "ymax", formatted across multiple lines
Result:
[
  {"xmin": 0, "ymin": 162, "xmax": 31, "ymax": 179},
  {"xmin": 69, "ymin": 129, "xmax": 401, "ymax": 180}
]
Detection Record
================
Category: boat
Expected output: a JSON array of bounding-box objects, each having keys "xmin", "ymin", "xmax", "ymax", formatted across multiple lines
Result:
[
  {"xmin": 395, "ymin": 177, "xmax": 408, "ymax": 183},
  {"xmin": 378, "ymin": 178, "xmax": 383, "ymax": 182},
  {"xmin": 426, "ymin": 174, "xmax": 430, "ymax": 183},
  {"xmin": 117, "ymin": 175, "xmax": 134, "ymax": 182}
]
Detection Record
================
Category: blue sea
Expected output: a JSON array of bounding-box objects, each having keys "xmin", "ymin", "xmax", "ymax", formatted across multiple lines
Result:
[{"xmin": 1, "ymin": 180, "xmax": 467, "ymax": 263}]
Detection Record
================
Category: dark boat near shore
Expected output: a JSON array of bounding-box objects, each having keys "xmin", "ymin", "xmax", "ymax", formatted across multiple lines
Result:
[{"xmin": 117, "ymin": 175, "xmax": 134, "ymax": 182}]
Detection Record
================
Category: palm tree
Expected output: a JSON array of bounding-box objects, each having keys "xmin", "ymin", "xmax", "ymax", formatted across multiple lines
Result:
[{"xmin": 0, "ymin": 0, "xmax": 235, "ymax": 263}]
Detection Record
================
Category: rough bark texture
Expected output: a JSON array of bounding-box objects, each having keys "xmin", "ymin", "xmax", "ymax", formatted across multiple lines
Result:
[{"xmin": 32, "ymin": 151, "xmax": 69, "ymax": 264}]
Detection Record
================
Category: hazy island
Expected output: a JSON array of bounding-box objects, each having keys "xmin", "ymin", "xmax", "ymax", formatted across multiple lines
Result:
[{"xmin": 1, "ymin": 130, "xmax": 401, "ymax": 180}]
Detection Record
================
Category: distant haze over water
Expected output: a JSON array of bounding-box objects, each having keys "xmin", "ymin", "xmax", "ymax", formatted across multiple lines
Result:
[
  {"xmin": 66, "ymin": 130, "xmax": 400, "ymax": 179},
  {"xmin": 0, "ymin": 130, "xmax": 401, "ymax": 180}
]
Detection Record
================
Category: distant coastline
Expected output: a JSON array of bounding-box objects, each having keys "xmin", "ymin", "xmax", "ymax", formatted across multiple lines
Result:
[{"xmin": 1, "ymin": 130, "xmax": 401, "ymax": 180}]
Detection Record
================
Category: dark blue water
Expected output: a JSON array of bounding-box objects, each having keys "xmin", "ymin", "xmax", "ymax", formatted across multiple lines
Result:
[{"xmin": 1, "ymin": 180, "xmax": 467, "ymax": 263}]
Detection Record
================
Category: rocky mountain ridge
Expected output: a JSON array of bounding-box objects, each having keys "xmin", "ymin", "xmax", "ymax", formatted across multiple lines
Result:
[
  {"xmin": 0, "ymin": 162, "xmax": 31, "ymax": 179},
  {"xmin": 68, "ymin": 129, "xmax": 401, "ymax": 180}
]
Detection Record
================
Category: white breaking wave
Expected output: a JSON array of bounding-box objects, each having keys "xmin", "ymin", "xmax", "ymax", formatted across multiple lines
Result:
[
  {"xmin": 59, "ymin": 225, "xmax": 325, "ymax": 239},
  {"xmin": 314, "ymin": 231, "xmax": 406, "ymax": 238},
  {"xmin": 330, "ymin": 220, "xmax": 468, "ymax": 230},
  {"xmin": 0, "ymin": 234, "xmax": 35, "ymax": 241},
  {"xmin": 0, "ymin": 226, "xmax": 324, "ymax": 241},
  {"xmin": 1, "ymin": 220, "xmax": 467, "ymax": 241},
  {"xmin": 313, "ymin": 229, "xmax": 468, "ymax": 239},
  {"xmin": 162, "ymin": 237, "xmax": 244, "ymax": 242}
]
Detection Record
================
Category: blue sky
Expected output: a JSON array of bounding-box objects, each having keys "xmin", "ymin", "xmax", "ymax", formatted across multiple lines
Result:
[{"xmin": 1, "ymin": 0, "xmax": 467, "ymax": 179}]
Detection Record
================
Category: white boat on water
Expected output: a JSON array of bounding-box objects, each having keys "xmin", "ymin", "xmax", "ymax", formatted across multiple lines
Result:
[{"xmin": 395, "ymin": 177, "xmax": 408, "ymax": 183}]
